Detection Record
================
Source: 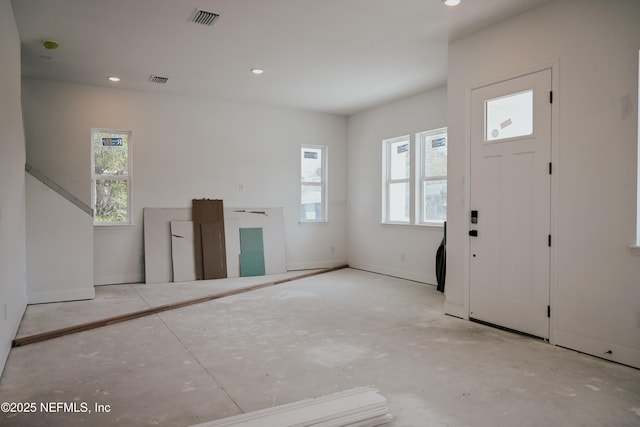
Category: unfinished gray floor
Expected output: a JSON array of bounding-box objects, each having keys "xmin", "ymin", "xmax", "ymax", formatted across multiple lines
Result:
[{"xmin": 1, "ymin": 268, "xmax": 639, "ymax": 426}]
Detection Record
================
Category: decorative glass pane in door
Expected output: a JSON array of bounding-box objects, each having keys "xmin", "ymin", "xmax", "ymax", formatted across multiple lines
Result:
[{"xmin": 485, "ymin": 90, "xmax": 533, "ymax": 141}]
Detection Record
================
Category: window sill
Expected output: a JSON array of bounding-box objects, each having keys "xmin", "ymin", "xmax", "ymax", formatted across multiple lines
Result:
[
  {"xmin": 299, "ymin": 220, "xmax": 329, "ymax": 226},
  {"xmin": 631, "ymin": 245, "xmax": 640, "ymax": 256},
  {"xmin": 381, "ymin": 222, "xmax": 444, "ymax": 230},
  {"xmin": 94, "ymin": 223, "xmax": 135, "ymax": 230}
]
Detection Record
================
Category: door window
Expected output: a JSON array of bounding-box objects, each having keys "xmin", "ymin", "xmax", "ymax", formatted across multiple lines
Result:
[{"xmin": 485, "ymin": 90, "xmax": 533, "ymax": 141}]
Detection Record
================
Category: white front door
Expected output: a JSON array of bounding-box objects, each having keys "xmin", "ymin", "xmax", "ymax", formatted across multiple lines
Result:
[{"xmin": 469, "ymin": 69, "xmax": 552, "ymax": 339}]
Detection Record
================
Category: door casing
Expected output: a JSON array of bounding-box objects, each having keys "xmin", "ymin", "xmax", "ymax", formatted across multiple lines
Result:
[{"xmin": 464, "ymin": 63, "xmax": 559, "ymax": 344}]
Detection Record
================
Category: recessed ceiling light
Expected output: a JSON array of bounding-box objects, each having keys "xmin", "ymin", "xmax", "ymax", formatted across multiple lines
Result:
[
  {"xmin": 442, "ymin": 0, "xmax": 461, "ymax": 6},
  {"xmin": 251, "ymin": 68, "xmax": 264, "ymax": 75},
  {"xmin": 108, "ymin": 76, "xmax": 120, "ymax": 82}
]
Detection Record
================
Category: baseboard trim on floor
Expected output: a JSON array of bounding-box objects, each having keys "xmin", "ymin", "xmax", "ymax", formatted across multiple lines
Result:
[
  {"xmin": 190, "ymin": 386, "xmax": 392, "ymax": 427},
  {"xmin": 12, "ymin": 265, "xmax": 348, "ymax": 348},
  {"xmin": 27, "ymin": 287, "xmax": 96, "ymax": 305}
]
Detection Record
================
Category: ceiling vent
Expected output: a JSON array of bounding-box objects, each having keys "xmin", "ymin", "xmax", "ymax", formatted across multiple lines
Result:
[
  {"xmin": 149, "ymin": 75, "xmax": 169, "ymax": 84},
  {"xmin": 190, "ymin": 9, "xmax": 220, "ymax": 26}
]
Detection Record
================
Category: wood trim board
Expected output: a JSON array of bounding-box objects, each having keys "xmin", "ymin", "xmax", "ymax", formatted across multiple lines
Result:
[
  {"xmin": 193, "ymin": 199, "xmax": 226, "ymax": 280},
  {"xmin": 12, "ymin": 265, "xmax": 348, "ymax": 348}
]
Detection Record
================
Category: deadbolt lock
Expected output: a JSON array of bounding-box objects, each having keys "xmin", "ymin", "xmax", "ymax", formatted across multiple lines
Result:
[{"xmin": 471, "ymin": 210, "xmax": 478, "ymax": 224}]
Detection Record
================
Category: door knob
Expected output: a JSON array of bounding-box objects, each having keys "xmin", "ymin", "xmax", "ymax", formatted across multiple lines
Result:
[{"xmin": 469, "ymin": 230, "xmax": 478, "ymax": 237}]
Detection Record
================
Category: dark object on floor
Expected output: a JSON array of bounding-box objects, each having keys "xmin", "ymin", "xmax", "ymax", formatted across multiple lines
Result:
[
  {"xmin": 436, "ymin": 221, "xmax": 446, "ymax": 293},
  {"xmin": 193, "ymin": 199, "xmax": 227, "ymax": 280}
]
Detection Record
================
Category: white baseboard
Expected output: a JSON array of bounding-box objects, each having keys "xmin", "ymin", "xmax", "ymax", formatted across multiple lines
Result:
[
  {"xmin": 94, "ymin": 273, "xmax": 143, "ymax": 286},
  {"xmin": 286, "ymin": 259, "xmax": 347, "ymax": 271},
  {"xmin": 347, "ymin": 262, "xmax": 434, "ymax": 285},
  {"xmin": 28, "ymin": 287, "xmax": 95, "ymax": 304},
  {"xmin": 444, "ymin": 301, "xmax": 466, "ymax": 319},
  {"xmin": 554, "ymin": 328, "xmax": 640, "ymax": 370}
]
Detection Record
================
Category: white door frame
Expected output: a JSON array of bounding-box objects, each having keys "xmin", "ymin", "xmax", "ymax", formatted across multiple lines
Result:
[{"xmin": 463, "ymin": 62, "xmax": 560, "ymax": 344}]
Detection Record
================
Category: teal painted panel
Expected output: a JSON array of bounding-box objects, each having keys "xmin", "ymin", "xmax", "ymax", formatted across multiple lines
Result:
[
  {"xmin": 240, "ymin": 252, "xmax": 266, "ymax": 277},
  {"xmin": 240, "ymin": 228, "xmax": 265, "ymax": 277},
  {"xmin": 240, "ymin": 227, "xmax": 263, "ymax": 252}
]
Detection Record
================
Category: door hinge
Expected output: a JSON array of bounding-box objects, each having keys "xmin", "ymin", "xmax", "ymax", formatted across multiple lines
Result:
[
  {"xmin": 549, "ymin": 91, "xmax": 553, "ymax": 104},
  {"xmin": 548, "ymin": 235, "xmax": 552, "ymax": 247},
  {"xmin": 549, "ymin": 162, "xmax": 552, "ymax": 174},
  {"xmin": 547, "ymin": 305, "xmax": 551, "ymax": 318}
]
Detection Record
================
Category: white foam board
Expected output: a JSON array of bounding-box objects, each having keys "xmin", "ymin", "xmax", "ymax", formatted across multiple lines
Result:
[
  {"xmin": 143, "ymin": 208, "xmax": 191, "ymax": 284},
  {"xmin": 190, "ymin": 386, "xmax": 392, "ymax": 427},
  {"xmin": 225, "ymin": 218, "xmax": 240, "ymax": 278}
]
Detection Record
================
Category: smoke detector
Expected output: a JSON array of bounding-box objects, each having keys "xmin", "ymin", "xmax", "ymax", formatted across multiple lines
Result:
[{"xmin": 42, "ymin": 40, "xmax": 59, "ymax": 49}]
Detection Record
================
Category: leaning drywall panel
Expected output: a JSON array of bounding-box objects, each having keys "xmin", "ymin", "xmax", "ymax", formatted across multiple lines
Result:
[
  {"xmin": 144, "ymin": 208, "xmax": 191, "ymax": 284},
  {"xmin": 170, "ymin": 220, "xmax": 196, "ymax": 282},
  {"xmin": 230, "ymin": 208, "xmax": 286, "ymax": 275},
  {"xmin": 225, "ymin": 218, "xmax": 240, "ymax": 278},
  {"xmin": 144, "ymin": 207, "xmax": 285, "ymax": 283}
]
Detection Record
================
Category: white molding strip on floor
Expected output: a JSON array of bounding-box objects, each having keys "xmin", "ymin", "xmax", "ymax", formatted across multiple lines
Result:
[{"xmin": 191, "ymin": 386, "xmax": 392, "ymax": 427}]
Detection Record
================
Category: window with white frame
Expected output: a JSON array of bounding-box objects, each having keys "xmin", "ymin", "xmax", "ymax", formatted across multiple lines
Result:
[
  {"xmin": 301, "ymin": 145, "xmax": 327, "ymax": 222},
  {"xmin": 382, "ymin": 136, "xmax": 411, "ymax": 223},
  {"xmin": 91, "ymin": 129, "xmax": 131, "ymax": 225},
  {"xmin": 382, "ymin": 129, "xmax": 447, "ymax": 225},
  {"xmin": 418, "ymin": 128, "xmax": 447, "ymax": 224}
]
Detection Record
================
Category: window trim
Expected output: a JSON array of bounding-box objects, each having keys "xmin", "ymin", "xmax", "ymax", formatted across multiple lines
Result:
[
  {"xmin": 382, "ymin": 135, "xmax": 412, "ymax": 224},
  {"xmin": 382, "ymin": 129, "xmax": 447, "ymax": 227},
  {"xmin": 300, "ymin": 144, "xmax": 328, "ymax": 223},
  {"xmin": 91, "ymin": 128, "xmax": 132, "ymax": 227},
  {"xmin": 417, "ymin": 127, "xmax": 448, "ymax": 226}
]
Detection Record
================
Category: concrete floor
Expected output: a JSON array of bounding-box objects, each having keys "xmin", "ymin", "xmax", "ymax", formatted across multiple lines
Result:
[{"xmin": 1, "ymin": 268, "xmax": 639, "ymax": 426}]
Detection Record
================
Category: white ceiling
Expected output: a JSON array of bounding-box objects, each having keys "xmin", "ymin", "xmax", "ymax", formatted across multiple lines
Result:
[{"xmin": 11, "ymin": 0, "xmax": 550, "ymax": 115}]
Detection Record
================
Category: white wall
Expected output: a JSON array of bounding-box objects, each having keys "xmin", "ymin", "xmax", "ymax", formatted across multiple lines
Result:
[
  {"xmin": 21, "ymin": 80, "xmax": 348, "ymax": 284},
  {"xmin": 447, "ymin": 0, "xmax": 640, "ymax": 368},
  {"xmin": 0, "ymin": 0, "xmax": 28, "ymax": 374},
  {"xmin": 25, "ymin": 173, "xmax": 95, "ymax": 303},
  {"xmin": 347, "ymin": 87, "xmax": 447, "ymax": 284}
]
